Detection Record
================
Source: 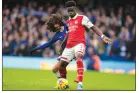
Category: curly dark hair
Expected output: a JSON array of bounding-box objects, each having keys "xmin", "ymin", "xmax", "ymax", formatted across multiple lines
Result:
[
  {"xmin": 46, "ymin": 14, "xmax": 64, "ymax": 32},
  {"xmin": 65, "ymin": 0, "xmax": 76, "ymax": 7}
]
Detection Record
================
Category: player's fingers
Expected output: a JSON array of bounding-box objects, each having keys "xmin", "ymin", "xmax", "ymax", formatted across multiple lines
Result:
[
  {"xmin": 109, "ymin": 39, "xmax": 112, "ymax": 43},
  {"xmin": 106, "ymin": 38, "xmax": 112, "ymax": 43},
  {"xmin": 109, "ymin": 41, "xmax": 112, "ymax": 44},
  {"xmin": 107, "ymin": 41, "xmax": 111, "ymax": 44},
  {"xmin": 105, "ymin": 40, "xmax": 108, "ymax": 43},
  {"xmin": 105, "ymin": 40, "xmax": 111, "ymax": 44},
  {"xmin": 103, "ymin": 39, "xmax": 107, "ymax": 43}
]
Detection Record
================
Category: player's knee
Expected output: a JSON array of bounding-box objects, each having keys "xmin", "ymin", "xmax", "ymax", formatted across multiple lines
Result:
[
  {"xmin": 75, "ymin": 55, "xmax": 84, "ymax": 68},
  {"xmin": 75, "ymin": 53, "xmax": 83, "ymax": 59},
  {"xmin": 60, "ymin": 60, "xmax": 69, "ymax": 68}
]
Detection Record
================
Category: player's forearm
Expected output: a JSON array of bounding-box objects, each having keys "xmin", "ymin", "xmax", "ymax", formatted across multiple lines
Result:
[
  {"xmin": 91, "ymin": 26, "xmax": 112, "ymax": 44},
  {"xmin": 33, "ymin": 43, "xmax": 50, "ymax": 51},
  {"xmin": 91, "ymin": 26, "xmax": 104, "ymax": 38},
  {"xmin": 30, "ymin": 38, "xmax": 57, "ymax": 54}
]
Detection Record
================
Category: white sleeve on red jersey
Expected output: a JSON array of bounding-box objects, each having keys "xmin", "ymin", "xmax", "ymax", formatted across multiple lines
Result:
[{"xmin": 82, "ymin": 15, "xmax": 94, "ymax": 28}]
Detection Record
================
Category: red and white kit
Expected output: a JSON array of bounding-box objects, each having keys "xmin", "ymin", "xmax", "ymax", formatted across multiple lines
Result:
[{"xmin": 61, "ymin": 14, "xmax": 94, "ymax": 62}]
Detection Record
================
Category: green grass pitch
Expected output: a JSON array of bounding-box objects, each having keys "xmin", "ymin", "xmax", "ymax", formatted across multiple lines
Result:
[{"xmin": 3, "ymin": 68, "xmax": 135, "ymax": 90}]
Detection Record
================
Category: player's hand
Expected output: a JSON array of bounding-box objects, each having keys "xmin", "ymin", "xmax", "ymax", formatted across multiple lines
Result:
[{"xmin": 102, "ymin": 35, "xmax": 112, "ymax": 44}]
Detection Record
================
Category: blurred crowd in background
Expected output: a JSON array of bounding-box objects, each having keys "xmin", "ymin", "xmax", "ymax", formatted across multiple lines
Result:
[{"xmin": 2, "ymin": 0, "xmax": 136, "ymax": 61}]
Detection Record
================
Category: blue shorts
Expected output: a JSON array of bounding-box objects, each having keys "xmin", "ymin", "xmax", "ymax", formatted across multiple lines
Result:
[{"xmin": 56, "ymin": 55, "xmax": 61, "ymax": 61}]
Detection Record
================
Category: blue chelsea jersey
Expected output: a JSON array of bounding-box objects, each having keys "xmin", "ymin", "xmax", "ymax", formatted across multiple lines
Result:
[
  {"xmin": 53, "ymin": 24, "xmax": 67, "ymax": 41},
  {"xmin": 33, "ymin": 24, "xmax": 68, "ymax": 50}
]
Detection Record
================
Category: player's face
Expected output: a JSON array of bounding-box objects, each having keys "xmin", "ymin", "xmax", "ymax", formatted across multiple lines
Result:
[
  {"xmin": 54, "ymin": 24, "xmax": 61, "ymax": 31},
  {"xmin": 66, "ymin": 6, "xmax": 76, "ymax": 18}
]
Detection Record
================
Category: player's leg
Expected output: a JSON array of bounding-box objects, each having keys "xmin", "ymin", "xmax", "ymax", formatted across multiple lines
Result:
[
  {"xmin": 52, "ymin": 55, "xmax": 67, "ymax": 79},
  {"xmin": 52, "ymin": 60, "xmax": 68, "ymax": 89},
  {"xmin": 52, "ymin": 60, "xmax": 68, "ymax": 79},
  {"xmin": 74, "ymin": 43, "xmax": 86, "ymax": 90},
  {"xmin": 59, "ymin": 60, "xmax": 69, "ymax": 78},
  {"xmin": 57, "ymin": 60, "xmax": 69, "ymax": 88},
  {"xmin": 57, "ymin": 48, "xmax": 74, "ymax": 88},
  {"xmin": 60, "ymin": 47, "xmax": 74, "ymax": 78},
  {"xmin": 52, "ymin": 60, "xmax": 61, "ymax": 78},
  {"xmin": 52, "ymin": 58, "xmax": 68, "ymax": 88},
  {"xmin": 75, "ymin": 53, "xmax": 84, "ymax": 90}
]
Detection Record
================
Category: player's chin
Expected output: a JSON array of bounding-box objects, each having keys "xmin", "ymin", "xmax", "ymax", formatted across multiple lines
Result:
[{"xmin": 68, "ymin": 12, "xmax": 74, "ymax": 16}]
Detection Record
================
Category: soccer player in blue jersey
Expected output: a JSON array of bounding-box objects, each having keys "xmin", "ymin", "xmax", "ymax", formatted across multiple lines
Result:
[{"xmin": 29, "ymin": 14, "xmax": 68, "ymax": 79}]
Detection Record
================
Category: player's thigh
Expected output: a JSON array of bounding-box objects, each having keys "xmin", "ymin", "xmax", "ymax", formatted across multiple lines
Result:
[
  {"xmin": 74, "ymin": 43, "xmax": 86, "ymax": 57},
  {"xmin": 61, "ymin": 48, "xmax": 74, "ymax": 63}
]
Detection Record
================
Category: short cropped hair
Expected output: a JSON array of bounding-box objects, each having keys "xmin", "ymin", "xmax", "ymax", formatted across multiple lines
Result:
[{"xmin": 65, "ymin": 0, "xmax": 76, "ymax": 7}]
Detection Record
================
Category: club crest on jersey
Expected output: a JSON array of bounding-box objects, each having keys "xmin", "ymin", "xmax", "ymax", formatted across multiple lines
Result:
[{"xmin": 74, "ymin": 20, "xmax": 78, "ymax": 24}]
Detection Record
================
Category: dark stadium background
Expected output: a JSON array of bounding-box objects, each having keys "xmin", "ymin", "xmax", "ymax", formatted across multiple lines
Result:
[{"xmin": 3, "ymin": 0, "xmax": 136, "ymax": 61}]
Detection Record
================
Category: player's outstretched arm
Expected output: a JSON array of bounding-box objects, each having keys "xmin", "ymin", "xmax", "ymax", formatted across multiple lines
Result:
[
  {"xmin": 29, "ymin": 33, "xmax": 58, "ymax": 55},
  {"xmin": 82, "ymin": 15, "xmax": 112, "ymax": 44},
  {"xmin": 90, "ymin": 26, "xmax": 112, "ymax": 44}
]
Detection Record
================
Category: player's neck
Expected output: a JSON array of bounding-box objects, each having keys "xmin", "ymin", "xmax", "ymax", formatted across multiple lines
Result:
[
  {"xmin": 70, "ymin": 15, "xmax": 75, "ymax": 18},
  {"xmin": 70, "ymin": 13, "xmax": 78, "ymax": 19},
  {"xmin": 70, "ymin": 14, "xmax": 76, "ymax": 18}
]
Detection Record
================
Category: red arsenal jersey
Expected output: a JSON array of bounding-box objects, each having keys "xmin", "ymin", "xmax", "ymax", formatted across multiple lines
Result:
[{"xmin": 66, "ymin": 14, "xmax": 94, "ymax": 48}]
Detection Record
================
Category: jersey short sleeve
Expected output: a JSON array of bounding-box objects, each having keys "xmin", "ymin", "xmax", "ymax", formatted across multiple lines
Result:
[{"xmin": 82, "ymin": 15, "xmax": 94, "ymax": 29}]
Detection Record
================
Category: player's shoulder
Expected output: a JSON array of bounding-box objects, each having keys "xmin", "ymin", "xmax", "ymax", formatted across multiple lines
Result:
[
  {"xmin": 77, "ymin": 14, "xmax": 87, "ymax": 17},
  {"xmin": 77, "ymin": 14, "xmax": 89, "ymax": 20},
  {"xmin": 80, "ymin": 15, "xmax": 89, "ymax": 19},
  {"xmin": 77, "ymin": 14, "xmax": 84, "ymax": 17}
]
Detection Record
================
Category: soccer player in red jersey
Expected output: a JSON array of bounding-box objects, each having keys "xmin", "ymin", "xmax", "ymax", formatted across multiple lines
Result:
[{"xmin": 59, "ymin": 0, "xmax": 112, "ymax": 90}]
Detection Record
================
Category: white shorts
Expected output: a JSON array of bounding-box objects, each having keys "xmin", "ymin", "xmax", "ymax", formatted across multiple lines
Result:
[{"xmin": 61, "ymin": 43, "xmax": 86, "ymax": 63}]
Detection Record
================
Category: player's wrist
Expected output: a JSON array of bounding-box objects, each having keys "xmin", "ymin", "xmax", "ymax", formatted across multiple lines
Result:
[{"xmin": 101, "ymin": 34, "xmax": 105, "ymax": 39}]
